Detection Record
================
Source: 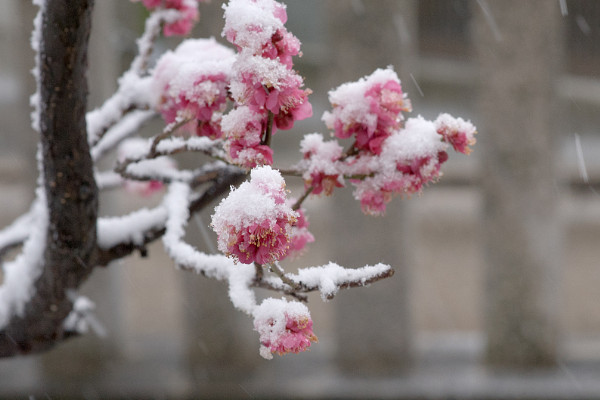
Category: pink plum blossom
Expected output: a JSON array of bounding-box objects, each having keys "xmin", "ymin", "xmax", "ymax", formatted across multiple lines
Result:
[
  {"xmin": 222, "ymin": 106, "xmax": 274, "ymax": 168},
  {"xmin": 230, "ymin": 55, "xmax": 312, "ymax": 130},
  {"xmin": 222, "ymin": 0, "xmax": 292, "ymax": 57},
  {"xmin": 298, "ymin": 133, "xmax": 345, "ymax": 195},
  {"xmin": 350, "ymin": 116, "xmax": 449, "ymax": 215},
  {"xmin": 211, "ymin": 166, "xmax": 297, "ymax": 265},
  {"xmin": 133, "ymin": 0, "xmax": 202, "ymax": 36},
  {"xmin": 226, "ymin": 216, "xmax": 292, "ymax": 264},
  {"xmin": 262, "ymin": 28, "xmax": 302, "ymax": 69},
  {"xmin": 253, "ymin": 298, "xmax": 318, "ymax": 359},
  {"xmin": 435, "ymin": 113, "xmax": 477, "ymax": 155},
  {"xmin": 357, "ymin": 189, "xmax": 391, "ymax": 216},
  {"xmin": 286, "ymin": 205, "xmax": 314, "ymax": 259},
  {"xmin": 152, "ymin": 38, "xmax": 235, "ymax": 139},
  {"xmin": 323, "ymin": 68, "xmax": 411, "ymax": 155}
]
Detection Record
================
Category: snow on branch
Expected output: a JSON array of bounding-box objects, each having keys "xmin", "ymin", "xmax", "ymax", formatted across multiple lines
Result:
[
  {"xmin": 159, "ymin": 177, "xmax": 394, "ymax": 358},
  {"xmin": 85, "ymin": 9, "xmax": 183, "ymax": 147},
  {"xmin": 0, "ymin": 207, "xmax": 35, "ymax": 260},
  {"xmin": 91, "ymin": 109, "xmax": 155, "ymax": 162},
  {"xmin": 130, "ymin": 9, "xmax": 183, "ymax": 74},
  {"xmin": 0, "ymin": 190, "xmax": 47, "ymax": 329},
  {"xmin": 97, "ymin": 206, "xmax": 168, "ymax": 250}
]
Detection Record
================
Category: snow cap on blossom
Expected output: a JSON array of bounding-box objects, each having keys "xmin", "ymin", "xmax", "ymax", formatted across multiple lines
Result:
[
  {"xmin": 211, "ymin": 166, "xmax": 297, "ymax": 264},
  {"xmin": 434, "ymin": 113, "xmax": 477, "ymax": 155},
  {"xmin": 223, "ymin": 0, "xmax": 312, "ymax": 132},
  {"xmin": 133, "ymin": 0, "xmax": 202, "ymax": 36},
  {"xmin": 229, "ymin": 54, "xmax": 312, "ymax": 130},
  {"xmin": 298, "ymin": 133, "xmax": 345, "ymax": 195},
  {"xmin": 322, "ymin": 67, "xmax": 411, "ymax": 154},
  {"xmin": 222, "ymin": 0, "xmax": 300, "ymax": 68},
  {"xmin": 151, "ymin": 38, "xmax": 236, "ymax": 138},
  {"xmin": 253, "ymin": 297, "xmax": 318, "ymax": 359}
]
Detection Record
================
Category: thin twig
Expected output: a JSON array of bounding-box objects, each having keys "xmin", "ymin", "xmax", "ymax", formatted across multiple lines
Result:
[
  {"xmin": 150, "ymin": 117, "xmax": 193, "ymax": 155},
  {"xmin": 262, "ymin": 111, "xmax": 275, "ymax": 147},
  {"xmin": 269, "ymin": 261, "xmax": 301, "ymax": 290},
  {"xmin": 254, "ymin": 262, "xmax": 264, "ymax": 283},
  {"xmin": 292, "ymin": 185, "xmax": 313, "ymax": 211}
]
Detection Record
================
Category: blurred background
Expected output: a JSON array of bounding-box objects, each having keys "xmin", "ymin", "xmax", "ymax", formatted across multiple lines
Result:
[{"xmin": 2, "ymin": 0, "xmax": 600, "ymax": 398}]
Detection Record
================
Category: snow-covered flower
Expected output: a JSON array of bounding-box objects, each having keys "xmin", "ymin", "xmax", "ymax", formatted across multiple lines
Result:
[
  {"xmin": 253, "ymin": 298, "xmax": 318, "ymax": 359},
  {"xmin": 222, "ymin": 0, "xmax": 294, "ymax": 61},
  {"xmin": 222, "ymin": 106, "xmax": 274, "ymax": 168},
  {"xmin": 229, "ymin": 55, "xmax": 312, "ymax": 131},
  {"xmin": 211, "ymin": 166, "xmax": 297, "ymax": 264},
  {"xmin": 435, "ymin": 113, "xmax": 477, "ymax": 155},
  {"xmin": 223, "ymin": 0, "xmax": 312, "ymax": 136},
  {"xmin": 298, "ymin": 133, "xmax": 345, "ymax": 195},
  {"xmin": 351, "ymin": 116, "xmax": 449, "ymax": 215},
  {"xmin": 152, "ymin": 38, "xmax": 235, "ymax": 138},
  {"xmin": 322, "ymin": 67, "xmax": 411, "ymax": 155}
]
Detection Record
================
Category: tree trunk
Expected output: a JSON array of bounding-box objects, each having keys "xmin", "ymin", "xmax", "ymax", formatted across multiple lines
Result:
[{"xmin": 0, "ymin": 0, "xmax": 97, "ymax": 356}]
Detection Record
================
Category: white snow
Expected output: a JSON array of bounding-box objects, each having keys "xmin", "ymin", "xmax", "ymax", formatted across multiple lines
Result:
[
  {"xmin": 222, "ymin": 0, "xmax": 286, "ymax": 54},
  {"xmin": 253, "ymin": 296, "xmax": 311, "ymax": 359},
  {"xmin": 97, "ymin": 206, "xmax": 168, "ymax": 249},
  {"xmin": 161, "ymin": 181, "xmax": 258, "ymax": 314},
  {"xmin": 382, "ymin": 116, "xmax": 447, "ymax": 163},
  {"xmin": 291, "ymin": 262, "xmax": 392, "ymax": 301},
  {"xmin": 91, "ymin": 110, "xmax": 155, "ymax": 162},
  {"xmin": 29, "ymin": 0, "xmax": 45, "ymax": 134},
  {"xmin": 322, "ymin": 67, "xmax": 403, "ymax": 134},
  {"xmin": 87, "ymin": 74, "xmax": 154, "ymax": 146},
  {"xmin": 0, "ymin": 189, "xmax": 48, "ymax": 328}
]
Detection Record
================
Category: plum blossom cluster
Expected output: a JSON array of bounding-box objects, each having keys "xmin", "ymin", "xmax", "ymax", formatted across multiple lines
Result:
[
  {"xmin": 298, "ymin": 68, "xmax": 477, "ymax": 215},
  {"xmin": 323, "ymin": 68, "xmax": 412, "ymax": 155},
  {"xmin": 99, "ymin": 0, "xmax": 475, "ymax": 360},
  {"xmin": 152, "ymin": 38, "xmax": 235, "ymax": 139},
  {"xmin": 221, "ymin": 0, "xmax": 312, "ymax": 168},
  {"xmin": 211, "ymin": 166, "xmax": 301, "ymax": 265},
  {"xmin": 253, "ymin": 298, "xmax": 318, "ymax": 359},
  {"xmin": 133, "ymin": 0, "xmax": 202, "ymax": 36}
]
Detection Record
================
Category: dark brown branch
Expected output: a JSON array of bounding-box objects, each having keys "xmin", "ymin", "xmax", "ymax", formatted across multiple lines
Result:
[
  {"xmin": 149, "ymin": 117, "xmax": 193, "ymax": 156},
  {"xmin": 248, "ymin": 266, "xmax": 394, "ymax": 302},
  {"xmin": 262, "ymin": 111, "xmax": 275, "ymax": 147},
  {"xmin": 251, "ymin": 279, "xmax": 309, "ymax": 302},
  {"xmin": 0, "ymin": 0, "xmax": 97, "ymax": 357}
]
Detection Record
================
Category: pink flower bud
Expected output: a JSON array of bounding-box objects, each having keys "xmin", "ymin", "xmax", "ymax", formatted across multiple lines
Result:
[{"xmin": 253, "ymin": 298, "xmax": 318, "ymax": 359}]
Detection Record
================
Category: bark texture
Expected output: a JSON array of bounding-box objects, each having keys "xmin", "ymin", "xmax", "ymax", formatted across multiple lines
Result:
[{"xmin": 0, "ymin": 0, "xmax": 97, "ymax": 356}]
